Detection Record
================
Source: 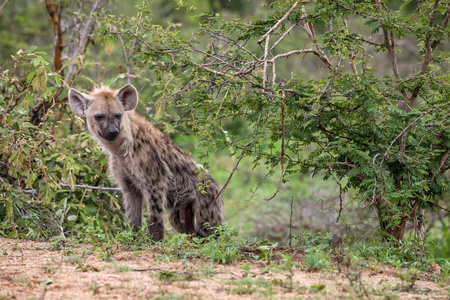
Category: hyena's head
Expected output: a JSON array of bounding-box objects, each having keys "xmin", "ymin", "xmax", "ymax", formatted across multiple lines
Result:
[{"xmin": 68, "ymin": 84, "xmax": 138, "ymax": 142}]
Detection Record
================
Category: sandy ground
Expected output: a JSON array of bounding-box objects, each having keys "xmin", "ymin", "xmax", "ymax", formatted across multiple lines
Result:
[{"xmin": 0, "ymin": 237, "xmax": 447, "ymax": 299}]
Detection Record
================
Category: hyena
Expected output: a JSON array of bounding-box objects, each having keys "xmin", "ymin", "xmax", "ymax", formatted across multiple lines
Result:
[{"xmin": 68, "ymin": 84, "xmax": 223, "ymax": 241}]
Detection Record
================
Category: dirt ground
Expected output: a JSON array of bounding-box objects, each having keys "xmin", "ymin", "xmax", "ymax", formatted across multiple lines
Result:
[{"xmin": 0, "ymin": 237, "xmax": 447, "ymax": 299}]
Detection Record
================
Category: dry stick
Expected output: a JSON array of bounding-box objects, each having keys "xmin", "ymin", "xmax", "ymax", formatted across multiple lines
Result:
[
  {"xmin": 58, "ymin": 182, "xmax": 120, "ymax": 191},
  {"xmin": 262, "ymin": 35, "xmax": 270, "ymax": 87},
  {"xmin": 288, "ymin": 195, "xmax": 294, "ymax": 247},
  {"xmin": 23, "ymin": 183, "xmax": 120, "ymax": 195},
  {"xmin": 64, "ymin": 0, "xmax": 101, "ymax": 84}
]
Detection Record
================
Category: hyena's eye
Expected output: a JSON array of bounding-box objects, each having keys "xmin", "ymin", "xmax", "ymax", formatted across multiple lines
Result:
[
  {"xmin": 94, "ymin": 115, "xmax": 104, "ymax": 121},
  {"xmin": 115, "ymin": 114, "xmax": 121, "ymax": 120}
]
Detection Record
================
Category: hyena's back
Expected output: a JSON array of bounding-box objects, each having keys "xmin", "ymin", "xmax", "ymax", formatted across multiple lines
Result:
[{"xmin": 68, "ymin": 84, "xmax": 224, "ymax": 241}]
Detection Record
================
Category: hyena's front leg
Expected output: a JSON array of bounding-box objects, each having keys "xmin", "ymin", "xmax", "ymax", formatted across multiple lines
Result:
[
  {"xmin": 122, "ymin": 184, "xmax": 144, "ymax": 232},
  {"xmin": 145, "ymin": 184, "xmax": 166, "ymax": 241}
]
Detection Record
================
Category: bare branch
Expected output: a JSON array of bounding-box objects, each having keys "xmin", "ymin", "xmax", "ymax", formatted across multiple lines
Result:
[
  {"xmin": 342, "ymin": 19, "xmax": 359, "ymax": 77},
  {"xmin": 0, "ymin": 0, "xmax": 9, "ymax": 13},
  {"xmin": 269, "ymin": 23, "xmax": 297, "ymax": 52},
  {"xmin": 262, "ymin": 35, "xmax": 270, "ymax": 87},
  {"xmin": 111, "ymin": 28, "xmax": 174, "ymax": 55},
  {"xmin": 437, "ymin": 148, "xmax": 450, "ymax": 173},
  {"xmin": 64, "ymin": 0, "xmax": 102, "ymax": 84},
  {"xmin": 257, "ymin": 1, "xmax": 301, "ymax": 44},
  {"xmin": 22, "ymin": 182, "xmax": 120, "ymax": 195},
  {"xmin": 300, "ymin": 6, "xmax": 333, "ymax": 71},
  {"xmin": 118, "ymin": 33, "xmax": 132, "ymax": 84},
  {"xmin": 266, "ymin": 90, "xmax": 286, "ymax": 201},
  {"xmin": 215, "ymin": 113, "xmax": 263, "ymax": 202},
  {"xmin": 268, "ymin": 49, "xmax": 333, "ymax": 69},
  {"xmin": 58, "ymin": 182, "xmax": 120, "ymax": 191}
]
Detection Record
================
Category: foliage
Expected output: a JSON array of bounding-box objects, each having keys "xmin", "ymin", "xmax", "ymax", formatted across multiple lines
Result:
[
  {"xmin": 97, "ymin": 0, "xmax": 450, "ymax": 241},
  {"xmin": 0, "ymin": 0, "xmax": 448, "ymax": 248},
  {"xmin": 0, "ymin": 47, "xmax": 124, "ymax": 240},
  {"xmin": 357, "ymin": 236, "xmax": 434, "ymax": 271}
]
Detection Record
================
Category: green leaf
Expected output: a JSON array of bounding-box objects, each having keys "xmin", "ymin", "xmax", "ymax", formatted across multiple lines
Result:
[
  {"xmin": 27, "ymin": 71, "xmax": 35, "ymax": 82},
  {"xmin": 40, "ymin": 279, "xmax": 54, "ymax": 285}
]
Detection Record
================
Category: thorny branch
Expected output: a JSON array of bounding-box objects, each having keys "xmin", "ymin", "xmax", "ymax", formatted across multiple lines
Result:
[
  {"xmin": 257, "ymin": 1, "xmax": 301, "ymax": 44},
  {"xmin": 215, "ymin": 113, "xmax": 263, "ymax": 202},
  {"xmin": 266, "ymin": 90, "xmax": 286, "ymax": 201}
]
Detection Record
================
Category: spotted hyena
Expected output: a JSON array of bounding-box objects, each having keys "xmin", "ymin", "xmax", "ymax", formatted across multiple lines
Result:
[{"xmin": 69, "ymin": 84, "xmax": 223, "ymax": 241}]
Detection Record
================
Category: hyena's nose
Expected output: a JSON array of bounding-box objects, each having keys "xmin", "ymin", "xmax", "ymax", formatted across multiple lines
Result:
[{"xmin": 108, "ymin": 127, "xmax": 119, "ymax": 138}]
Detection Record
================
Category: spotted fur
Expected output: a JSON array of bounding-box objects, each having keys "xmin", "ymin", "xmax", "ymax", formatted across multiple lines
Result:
[{"xmin": 69, "ymin": 84, "xmax": 223, "ymax": 241}]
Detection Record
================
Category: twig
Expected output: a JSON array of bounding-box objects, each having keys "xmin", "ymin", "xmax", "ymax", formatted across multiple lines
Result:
[
  {"xmin": 258, "ymin": 1, "xmax": 301, "ymax": 44},
  {"xmin": 262, "ymin": 34, "xmax": 270, "ymax": 87},
  {"xmin": 118, "ymin": 33, "xmax": 132, "ymax": 84},
  {"xmin": 22, "ymin": 182, "xmax": 120, "ymax": 195},
  {"xmin": 266, "ymin": 90, "xmax": 286, "ymax": 201},
  {"xmin": 379, "ymin": 111, "xmax": 430, "ymax": 167},
  {"xmin": 0, "ymin": 0, "xmax": 9, "ymax": 12},
  {"xmin": 214, "ymin": 113, "xmax": 262, "ymax": 201},
  {"xmin": 215, "ymin": 137, "xmax": 256, "ymax": 202},
  {"xmin": 288, "ymin": 196, "xmax": 294, "ymax": 247},
  {"xmin": 110, "ymin": 29, "xmax": 174, "ymax": 55},
  {"xmin": 270, "ymin": 23, "xmax": 297, "ymax": 52},
  {"xmin": 64, "ymin": 0, "xmax": 101, "ymax": 84},
  {"xmin": 327, "ymin": 163, "xmax": 344, "ymax": 223},
  {"xmin": 58, "ymin": 182, "xmax": 120, "ymax": 191},
  {"xmin": 268, "ymin": 49, "xmax": 333, "ymax": 69},
  {"xmin": 300, "ymin": 6, "xmax": 333, "ymax": 71}
]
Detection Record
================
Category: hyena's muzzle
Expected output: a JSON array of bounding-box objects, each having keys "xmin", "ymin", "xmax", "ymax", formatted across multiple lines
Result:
[{"xmin": 94, "ymin": 114, "xmax": 122, "ymax": 142}]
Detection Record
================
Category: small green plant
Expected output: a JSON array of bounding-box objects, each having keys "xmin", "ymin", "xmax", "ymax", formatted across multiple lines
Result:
[
  {"xmin": 43, "ymin": 260, "xmax": 62, "ymax": 273},
  {"xmin": 304, "ymin": 247, "xmax": 331, "ymax": 272},
  {"xmin": 279, "ymin": 254, "xmax": 300, "ymax": 290},
  {"xmin": 357, "ymin": 237, "xmax": 434, "ymax": 270},
  {"xmin": 63, "ymin": 254, "xmax": 84, "ymax": 265},
  {"xmin": 90, "ymin": 281, "xmax": 100, "ymax": 295},
  {"xmin": 12, "ymin": 275, "xmax": 32, "ymax": 287},
  {"xmin": 110, "ymin": 264, "xmax": 133, "ymax": 272},
  {"xmin": 47, "ymin": 236, "xmax": 76, "ymax": 251},
  {"xmin": 157, "ymin": 270, "xmax": 195, "ymax": 282},
  {"xmin": 310, "ymin": 284, "xmax": 326, "ymax": 293},
  {"xmin": 229, "ymin": 277, "xmax": 275, "ymax": 296},
  {"xmin": 115, "ymin": 227, "xmax": 154, "ymax": 250},
  {"xmin": 76, "ymin": 264, "xmax": 100, "ymax": 272},
  {"xmin": 93, "ymin": 246, "xmax": 115, "ymax": 261},
  {"xmin": 294, "ymin": 231, "xmax": 333, "ymax": 251},
  {"xmin": 397, "ymin": 268, "xmax": 420, "ymax": 291},
  {"xmin": 257, "ymin": 243, "xmax": 278, "ymax": 265}
]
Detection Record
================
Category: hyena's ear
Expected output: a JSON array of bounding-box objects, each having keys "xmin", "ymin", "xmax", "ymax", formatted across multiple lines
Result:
[
  {"xmin": 116, "ymin": 84, "xmax": 138, "ymax": 111},
  {"xmin": 69, "ymin": 88, "xmax": 91, "ymax": 117}
]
